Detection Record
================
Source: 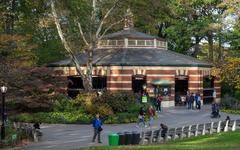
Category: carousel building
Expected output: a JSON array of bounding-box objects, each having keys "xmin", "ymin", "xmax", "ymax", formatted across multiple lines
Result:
[{"xmin": 48, "ymin": 10, "xmax": 221, "ymax": 107}]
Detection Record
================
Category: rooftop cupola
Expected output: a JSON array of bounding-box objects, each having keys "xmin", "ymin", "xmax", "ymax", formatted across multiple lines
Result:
[
  {"xmin": 124, "ymin": 8, "xmax": 134, "ymax": 30},
  {"xmin": 97, "ymin": 9, "xmax": 167, "ymax": 49}
]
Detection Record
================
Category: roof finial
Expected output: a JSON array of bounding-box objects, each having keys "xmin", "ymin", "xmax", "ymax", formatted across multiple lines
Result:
[{"xmin": 124, "ymin": 8, "xmax": 134, "ymax": 30}]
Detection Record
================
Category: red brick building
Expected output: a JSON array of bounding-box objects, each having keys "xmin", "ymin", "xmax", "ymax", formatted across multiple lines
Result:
[{"xmin": 48, "ymin": 10, "xmax": 220, "ymax": 107}]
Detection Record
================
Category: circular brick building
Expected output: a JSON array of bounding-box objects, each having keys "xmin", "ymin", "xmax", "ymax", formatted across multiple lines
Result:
[{"xmin": 49, "ymin": 10, "xmax": 220, "ymax": 107}]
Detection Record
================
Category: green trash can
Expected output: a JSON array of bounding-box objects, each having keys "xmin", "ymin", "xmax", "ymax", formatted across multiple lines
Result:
[{"xmin": 108, "ymin": 133, "xmax": 119, "ymax": 146}]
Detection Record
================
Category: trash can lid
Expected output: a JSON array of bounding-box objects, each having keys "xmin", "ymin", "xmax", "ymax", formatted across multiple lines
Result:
[{"xmin": 109, "ymin": 133, "xmax": 118, "ymax": 136}]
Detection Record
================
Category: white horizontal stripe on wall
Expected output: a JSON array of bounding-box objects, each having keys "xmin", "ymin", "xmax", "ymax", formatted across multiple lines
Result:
[
  {"xmin": 147, "ymin": 74, "xmax": 175, "ymax": 77},
  {"xmin": 188, "ymin": 81, "xmax": 203, "ymax": 83},
  {"xmin": 189, "ymin": 74, "xmax": 203, "ymax": 77},
  {"xmin": 188, "ymin": 87, "xmax": 203, "ymax": 90},
  {"xmin": 147, "ymin": 80, "xmax": 175, "ymax": 84},
  {"xmin": 108, "ymin": 81, "xmax": 131, "ymax": 83},
  {"xmin": 108, "ymin": 87, "xmax": 132, "ymax": 90},
  {"xmin": 110, "ymin": 74, "xmax": 132, "ymax": 77}
]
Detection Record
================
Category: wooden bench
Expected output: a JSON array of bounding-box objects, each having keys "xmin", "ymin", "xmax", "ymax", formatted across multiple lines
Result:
[
  {"xmin": 236, "ymin": 119, "xmax": 240, "ymax": 130},
  {"xmin": 182, "ymin": 126, "xmax": 190, "ymax": 138},
  {"xmin": 190, "ymin": 124, "xmax": 198, "ymax": 137},
  {"xmin": 220, "ymin": 120, "xmax": 228, "ymax": 132},
  {"xmin": 151, "ymin": 129, "xmax": 162, "ymax": 143},
  {"xmin": 212, "ymin": 121, "xmax": 220, "ymax": 133},
  {"xmin": 175, "ymin": 127, "xmax": 183, "ymax": 139},
  {"xmin": 204, "ymin": 123, "xmax": 212, "ymax": 134},
  {"xmin": 197, "ymin": 124, "xmax": 205, "ymax": 135},
  {"xmin": 141, "ymin": 130, "xmax": 152, "ymax": 144},
  {"xmin": 166, "ymin": 128, "xmax": 176, "ymax": 141},
  {"xmin": 228, "ymin": 120, "xmax": 236, "ymax": 131}
]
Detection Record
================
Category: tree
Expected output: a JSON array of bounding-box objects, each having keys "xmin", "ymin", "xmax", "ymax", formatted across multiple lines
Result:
[
  {"xmin": 50, "ymin": 0, "xmax": 124, "ymax": 91},
  {"xmin": 211, "ymin": 57, "xmax": 240, "ymax": 93}
]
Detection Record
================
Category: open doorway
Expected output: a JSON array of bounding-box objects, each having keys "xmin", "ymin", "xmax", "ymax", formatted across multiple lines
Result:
[
  {"xmin": 132, "ymin": 75, "xmax": 146, "ymax": 93},
  {"xmin": 92, "ymin": 76, "xmax": 107, "ymax": 89},
  {"xmin": 203, "ymin": 76, "xmax": 215, "ymax": 104},
  {"xmin": 67, "ymin": 75, "xmax": 107, "ymax": 98},
  {"xmin": 67, "ymin": 76, "xmax": 84, "ymax": 98},
  {"xmin": 175, "ymin": 76, "xmax": 188, "ymax": 105}
]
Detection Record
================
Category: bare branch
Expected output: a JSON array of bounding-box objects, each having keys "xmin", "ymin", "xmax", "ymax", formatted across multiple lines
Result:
[
  {"xmin": 96, "ymin": 0, "xmax": 120, "ymax": 38},
  {"xmin": 77, "ymin": 22, "xmax": 89, "ymax": 46},
  {"xmin": 50, "ymin": 0, "xmax": 85, "ymax": 78},
  {"xmin": 98, "ymin": 18, "xmax": 124, "ymax": 40}
]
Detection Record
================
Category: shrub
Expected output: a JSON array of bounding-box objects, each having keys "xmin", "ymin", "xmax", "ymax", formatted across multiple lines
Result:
[
  {"xmin": 95, "ymin": 91, "xmax": 137, "ymax": 113},
  {"xmin": 12, "ymin": 111, "xmax": 92, "ymax": 124},
  {"xmin": 221, "ymin": 94, "xmax": 240, "ymax": 109},
  {"xmin": 53, "ymin": 95, "xmax": 74, "ymax": 112},
  {"xmin": 0, "ymin": 122, "xmax": 33, "ymax": 149}
]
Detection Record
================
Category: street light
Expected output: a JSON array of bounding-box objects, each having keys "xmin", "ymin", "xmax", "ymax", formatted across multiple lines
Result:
[{"xmin": 1, "ymin": 86, "xmax": 7, "ymax": 140}]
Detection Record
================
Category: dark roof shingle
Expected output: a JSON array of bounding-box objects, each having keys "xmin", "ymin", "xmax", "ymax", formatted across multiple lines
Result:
[{"xmin": 48, "ymin": 48, "xmax": 212, "ymax": 67}]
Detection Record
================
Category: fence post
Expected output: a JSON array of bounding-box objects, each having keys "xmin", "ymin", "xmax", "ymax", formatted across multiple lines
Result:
[
  {"xmin": 157, "ymin": 129, "xmax": 162, "ymax": 143},
  {"xmin": 141, "ymin": 131, "xmax": 145, "ymax": 145},
  {"xmin": 217, "ymin": 121, "xmax": 221, "ymax": 133},
  {"xmin": 232, "ymin": 120, "xmax": 236, "ymax": 131},
  {"xmin": 195, "ymin": 124, "xmax": 198, "ymax": 136},
  {"xmin": 187, "ymin": 126, "xmax": 191, "ymax": 138},
  {"xmin": 180, "ymin": 127, "xmax": 183, "ymax": 139},
  {"xmin": 149, "ymin": 130, "xmax": 153, "ymax": 144},
  {"xmin": 224, "ymin": 120, "xmax": 229, "ymax": 132},
  {"xmin": 202, "ymin": 124, "xmax": 205, "ymax": 135},
  {"xmin": 173, "ymin": 128, "xmax": 176, "ymax": 140},
  {"xmin": 210, "ymin": 122, "xmax": 214, "ymax": 134}
]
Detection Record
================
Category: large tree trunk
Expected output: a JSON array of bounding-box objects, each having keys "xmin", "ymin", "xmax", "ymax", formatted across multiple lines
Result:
[
  {"xmin": 51, "ymin": 0, "xmax": 90, "ymax": 91},
  {"xmin": 207, "ymin": 31, "xmax": 214, "ymax": 62},
  {"xmin": 51, "ymin": 0, "xmax": 121, "ymax": 91}
]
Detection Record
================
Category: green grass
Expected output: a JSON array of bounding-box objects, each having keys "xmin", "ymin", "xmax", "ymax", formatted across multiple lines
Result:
[{"xmin": 80, "ymin": 131, "xmax": 240, "ymax": 150}]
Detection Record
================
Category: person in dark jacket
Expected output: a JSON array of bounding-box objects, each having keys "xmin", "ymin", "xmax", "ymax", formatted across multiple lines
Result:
[
  {"xmin": 160, "ymin": 123, "xmax": 168, "ymax": 138},
  {"xmin": 92, "ymin": 114, "xmax": 103, "ymax": 143},
  {"xmin": 189, "ymin": 93, "xmax": 194, "ymax": 109},
  {"xmin": 136, "ymin": 107, "xmax": 146, "ymax": 128},
  {"xmin": 156, "ymin": 95, "xmax": 162, "ymax": 112},
  {"xmin": 226, "ymin": 116, "xmax": 231, "ymax": 121}
]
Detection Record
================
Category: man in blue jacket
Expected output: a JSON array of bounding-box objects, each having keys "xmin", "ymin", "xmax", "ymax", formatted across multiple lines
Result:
[{"xmin": 92, "ymin": 114, "xmax": 102, "ymax": 143}]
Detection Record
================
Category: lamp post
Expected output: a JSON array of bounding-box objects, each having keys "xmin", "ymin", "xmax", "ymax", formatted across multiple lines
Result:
[{"xmin": 1, "ymin": 86, "xmax": 7, "ymax": 140}]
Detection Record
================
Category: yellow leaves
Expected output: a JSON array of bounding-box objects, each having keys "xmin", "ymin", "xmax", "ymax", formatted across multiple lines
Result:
[
  {"xmin": 215, "ymin": 57, "xmax": 240, "ymax": 90},
  {"xmin": 211, "ymin": 67, "xmax": 221, "ymax": 78},
  {"xmin": 208, "ymin": 23, "xmax": 222, "ymax": 31},
  {"xmin": 38, "ymin": 17, "xmax": 54, "ymax": 28}
]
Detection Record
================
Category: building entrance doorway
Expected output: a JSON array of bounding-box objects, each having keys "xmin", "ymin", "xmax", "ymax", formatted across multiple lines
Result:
[
  {"xmin": 67, "ymin": 76, "xmax": 84, "ymax": 98},
  {"xmin": 132, "ymin": 75, "xmax": 146, "ymax": 93},
  {"xmin": 203, "ymin": 77, "xmax": 215, "ymax": 104},
  {"xmin": 175, "ymin": 76, "xmax": 188, "ymax": 105}
]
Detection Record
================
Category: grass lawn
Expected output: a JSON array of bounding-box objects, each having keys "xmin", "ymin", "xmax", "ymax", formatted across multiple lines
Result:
[{"xmin": 80, "ymin": 131, "xmax": 240, "ymax": 150}]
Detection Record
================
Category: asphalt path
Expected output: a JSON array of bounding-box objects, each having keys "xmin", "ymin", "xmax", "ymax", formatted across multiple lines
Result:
[{"xmin": 18, "ymin": 105, "xmax": 240, "ymax": 150}]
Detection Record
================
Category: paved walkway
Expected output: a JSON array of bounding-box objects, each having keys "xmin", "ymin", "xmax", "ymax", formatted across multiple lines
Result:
[{"xmin": 19, "ymin": 105, "xmax": 240, "ymax": 150}]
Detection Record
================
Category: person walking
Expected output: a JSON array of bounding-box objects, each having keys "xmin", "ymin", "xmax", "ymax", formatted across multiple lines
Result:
[
  {"xmin": 136, "ymin": 107, "xmax": 146, "ymax": 128},
  {"xmin": 189, "ymin": 93, "xmax": 194, "ymax": 109},
  {"xmin": 92, "ymin": 114, "xmax": 103, "ymax": 143},
  {"xmin": 196, "ymin": 92, "xmax": 201, "ymax": 109},
  {"xmin": 186, "ymin": 91, "xmax": 190, "ymax": 109},
  {"xmin": 148, "ymin": 105, "xmax": 155, "ymax": 128},
  {"xmin": 194, "ymin": 92, "xmax": 198, "ymax": 109},
  {"xmin": 156, "ymin": 95, "xmax": 162, "ymax": 112},
  {"xmin": 213, "ymin": 89, "xmax": 217, "ymax": 103}
]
